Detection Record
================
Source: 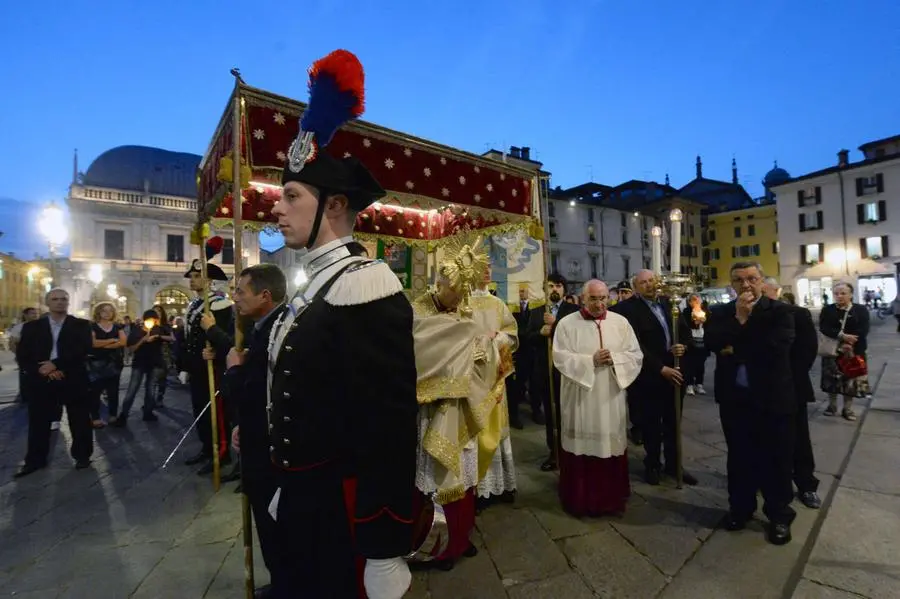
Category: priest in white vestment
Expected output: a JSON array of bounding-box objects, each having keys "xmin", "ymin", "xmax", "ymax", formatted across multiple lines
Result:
[
  {"xmin": 411, "ymin": 237, "xmax": 502, "ymax": 567},
  {"xmin": 470, "ymin": 272, "xmax": 519, "ymax": 507},
  {"xmin": 553, "ymin": 279, "xmax": 643, "ymax": 516}
]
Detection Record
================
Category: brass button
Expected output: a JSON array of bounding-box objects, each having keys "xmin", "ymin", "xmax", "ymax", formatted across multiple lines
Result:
[
  {"xmin": 283, "ymin": 438, "xmax": 291, "ymax": 445},
  {"xmin": 285, "ymin": 345, "xmax": 293, "ymax": 352},
  {"xmin": 282, "ymin": 460, "xmax": 290, "ymax": 467},
  {"xmin": 283, "ymin": 370, "xmax": 291, "ymax": 376},
  {"xmin": 283, "ymin": 416, "xmax": 291, "ymax": 423},
  {"xmin": 268, "ymin": 423, "xmax": 274, "ymax": 432},
  {"xmin": 269, "ymin": 445, "xmax": 275, "ymax": 452},
  {"xmin": 283, "ymin": 392, "xmax": 291, "ymax": 399}
]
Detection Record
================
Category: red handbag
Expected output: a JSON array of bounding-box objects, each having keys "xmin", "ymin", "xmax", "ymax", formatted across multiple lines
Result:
[{"xmin": 837, "ymin": 354, "xmax": 867, "ymax": 378}]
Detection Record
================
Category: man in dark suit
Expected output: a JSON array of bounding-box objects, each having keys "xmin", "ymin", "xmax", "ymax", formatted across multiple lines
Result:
[
  {"xmin": 706, "ymin": 262, "xmax": 797, "ymax": 545},
  {"xmin": 525, "ymin": 273, "xmax": 579, "ymax": 471},
  {"xmin": 506, "ymin": 282, "xmax": 535, "ymax": 429},
  {"xmin": 611, "ymin": 270, "xmax": 696, "ymax": 486},
  {"xmin": 14, "ymin": 288, "xmax": 93, "ymax": 478},
  {"xmin": 763, "ymin": 277, "xmax": 821, "ymax": 510},
  {"xmin": 224, "ymin": 264, "xmax": 287, "ymax": 599}
]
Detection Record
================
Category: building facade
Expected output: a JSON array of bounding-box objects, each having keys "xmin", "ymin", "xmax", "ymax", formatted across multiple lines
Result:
[
  {"xmin": 64, "ymin": 145, "xmax": 260, "ymax": 319},
  {"xmin": 0, "ymin": 253, "xmax": 50, "ymax": 330},
  {"xmin": 773, "ymin": 135, "xmax": 900, "ymax": 307},
  {"xmin": 704, "ymin": 201, "xmax": 779, "ymax": 287}
]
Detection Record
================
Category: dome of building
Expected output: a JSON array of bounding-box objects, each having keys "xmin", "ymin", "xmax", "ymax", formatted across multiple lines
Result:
[
  {"xmin": 763, "ymin": 162, "xmax": 791, "ymax": 188},
  {"xmin": 82, "ymin": 145, "xmax": 202, "ymax": 198}
]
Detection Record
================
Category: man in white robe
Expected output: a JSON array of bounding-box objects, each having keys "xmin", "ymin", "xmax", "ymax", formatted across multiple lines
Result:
[
  {"xmin": 553, "ymin": 279, "xmax": 643, "ymax": 516},
  {"xmin": 470, "ymin": 273, "xmax": 519, "ymax": 508}
]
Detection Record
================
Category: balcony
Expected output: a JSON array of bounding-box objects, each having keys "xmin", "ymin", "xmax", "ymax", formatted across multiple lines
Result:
[{"xmin": 71, "ymin": 186, "xmax": 198, "ymax": 212}]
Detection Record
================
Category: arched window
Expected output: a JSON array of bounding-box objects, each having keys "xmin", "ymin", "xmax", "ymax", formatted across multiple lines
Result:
[{"xmin": 154, "ymin": 286, "xmax": 192, "ymax": 318}]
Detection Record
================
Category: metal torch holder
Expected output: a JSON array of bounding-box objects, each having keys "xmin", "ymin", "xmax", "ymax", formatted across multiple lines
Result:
[{"xmin": 656, "ymin": 273, "xmax": 696, "ymax": 489}]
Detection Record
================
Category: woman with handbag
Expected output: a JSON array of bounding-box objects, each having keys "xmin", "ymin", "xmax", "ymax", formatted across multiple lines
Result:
[
  {"xmin": 88, "ymin": 302, "xmax": 127, "ymax": 427},
  {"xmin": 819, "ymin": 282, "xmax": 869, "ymax": 421}
]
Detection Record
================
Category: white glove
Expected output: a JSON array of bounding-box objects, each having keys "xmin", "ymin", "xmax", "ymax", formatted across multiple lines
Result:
[
  {"xmin": 178, "ymin": 371, "xmax": 189, "ymax": 385},
  {"xmin": 363, "ymin": 557, "xmax": 411, "ymax": 599}
]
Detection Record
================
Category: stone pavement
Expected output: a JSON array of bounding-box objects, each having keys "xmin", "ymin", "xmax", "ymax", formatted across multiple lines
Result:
[{"xmin": 0, "ymin": 316, "xmax": 897, "ymax": 598}]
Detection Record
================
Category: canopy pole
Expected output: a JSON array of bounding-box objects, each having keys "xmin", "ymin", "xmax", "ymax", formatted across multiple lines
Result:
[{"xmin": 230, "ymin": 69, "xmax": 256, "ymax": 599}]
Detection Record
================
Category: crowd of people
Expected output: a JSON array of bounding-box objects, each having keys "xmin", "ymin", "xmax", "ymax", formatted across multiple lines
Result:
[{"xmin": 6, "ymin": 49, "xmax": 876, "ymax": 599}]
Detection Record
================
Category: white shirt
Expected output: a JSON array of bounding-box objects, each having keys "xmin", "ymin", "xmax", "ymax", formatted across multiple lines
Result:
[{"xmin": 48, "ymin": 316, "xmax": 66, "ymax": 361}]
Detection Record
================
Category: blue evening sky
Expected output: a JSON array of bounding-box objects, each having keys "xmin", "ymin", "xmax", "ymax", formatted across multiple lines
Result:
[{"xmin": 0, "ymin": 0, "xmax": 897, "ymax": 255}]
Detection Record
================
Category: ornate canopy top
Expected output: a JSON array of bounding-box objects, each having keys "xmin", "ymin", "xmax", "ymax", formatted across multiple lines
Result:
[{"xmin": 198, "ymin": 81, "xmax": 538, "ymax": 240}]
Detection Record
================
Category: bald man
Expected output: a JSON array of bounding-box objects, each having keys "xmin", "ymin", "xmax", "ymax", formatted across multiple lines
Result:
[
  {"xmin": 553, "ymin": 280, "xmax": 642, "ymax": 515},
  {"xmin": 611, "ymin": 270, "xmax": 696, "ymax": 486},
  {"xmin": 762, "ymin": 278, "xmax": 821, "ymax": 509}
]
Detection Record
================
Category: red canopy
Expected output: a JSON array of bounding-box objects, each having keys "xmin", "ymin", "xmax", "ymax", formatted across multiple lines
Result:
[{"xmin": 198, "ymin": 84, "xmax": 539, "ymax": 243}]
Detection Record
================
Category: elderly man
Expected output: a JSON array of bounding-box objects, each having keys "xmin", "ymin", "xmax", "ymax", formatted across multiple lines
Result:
[
  {"xmin": 14, "ymin": 289, "xmax": 93, "ymax": 477},
  {"xmin": 611, "ymin": 270, "xmax": 695, "ymax": 486},
  {"xmin": 553, "ymin": 280, "xmax": 643, "ymax": 516},
  {"xmin": 762, "ymin": 277, "xmax": 821, "ymax": 510},
  {"xmin": 706, "ymin": 263, "xmax": 797, "ymax": 545}
]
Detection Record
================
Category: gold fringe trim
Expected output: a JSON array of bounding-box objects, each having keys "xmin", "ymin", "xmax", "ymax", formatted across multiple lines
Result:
[
  {"xmin": 211, "ymin": 218, "xmax": 279, "ymax": 233},
  {"xmin": 353, "ymin": 219, "xmax": 534, "ymax": 249},
  {"xmin": 416, "ymin": 376, "xmax": 470, "ymax": 405},
  {"xmin": 435, "ymin": 486, "xmax": 467, "ymax": 505}
]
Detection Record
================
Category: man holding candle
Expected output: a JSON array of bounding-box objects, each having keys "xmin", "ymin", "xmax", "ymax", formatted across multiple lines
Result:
[
  {"xmin": 611, "ymin": 270, "xmax": 697, "ymax": 486},
  {"xmin": 112, "ymin": 309, "xmax": 169, "ymax": 425}
]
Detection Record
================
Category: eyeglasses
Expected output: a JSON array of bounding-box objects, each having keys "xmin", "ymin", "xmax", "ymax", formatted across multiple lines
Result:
[{"xmin": 731, "ymin": 276, "xmax": 760, "ymax": 286}]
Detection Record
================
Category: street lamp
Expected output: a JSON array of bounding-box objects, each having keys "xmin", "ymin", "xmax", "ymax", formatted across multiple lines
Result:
[{"xmin": 38, "ymin": 202, "xmax": 68, "ymax": 286}]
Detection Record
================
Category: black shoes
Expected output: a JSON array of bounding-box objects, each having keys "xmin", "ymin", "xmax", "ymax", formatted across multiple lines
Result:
[
  {"xmin": 254, "ymin": 584, "xmax": 273, "ymax": 599},
  {"xmin": 13, "ymin": 464, "xmax": 45, "ymax": 479},
  {"xmin": 799, "ymin": 491, "xmax": 822, "ymax": 509},
  {"xmin": 184, "ymin": 451, "xmax": 211, "ymax": 466},
  {"xmin": 663, "ymin": 468, "xmax": 699, "ymax": 486},
  {"xmin": 767, "ymin": 522, "xmax": 792, "ymax": 545},
  {"xmin": 532, "ymin": 410, "xmax": 546, "ymax": 426},
  {"xmin": 540, "ymin": 457, "xmax": 558, "ymax": 472},
  {"xmin": 75, "ymin": 460, "xmax": 91, "ymax": 470},
  {"xmin": 644, "ymin": 467, "xmax": 661, "ymax": 485}
]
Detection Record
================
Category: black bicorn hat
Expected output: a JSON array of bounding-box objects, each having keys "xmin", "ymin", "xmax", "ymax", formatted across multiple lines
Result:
[
  {"xmin": 615, "ymin": 280, "xmax": 633, "ymax": 291},
  {"xmin": 281, "ymin": 49, "xmax": 384, "ymax": 212},
  {"xmin": 184, "ymin": 259, "xmax": 228, "ymax": 281}
]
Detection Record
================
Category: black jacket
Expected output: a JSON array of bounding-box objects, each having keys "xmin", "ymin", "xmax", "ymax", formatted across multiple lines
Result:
[
  {"xmin": 705, "ymin": 297, "xmax": 797, "ymax": 414},
  {"xmin": 183, "ymin": 294, "xmax": 235, "ymax": 371},
  {"xmin": 525, "ymin": 301, "xmax": 579, "ymax": 367},
  {"xmin": 268, "ymin": 261, "xmax": 418, "ymax": 559},
  {"xmin": 16, "ymin": 315, "xmax": 92, "ymax": 391},
  {"xmin": 224, "ymin": 306, "xmax": 285, "ymax": 480},
  {"xmin": 610, "ymin": 295, "xmax": 677, "ymax": 393},
  {"xmin": 819, "ymin": 303, "xmax": 869, "ymax": 356}
]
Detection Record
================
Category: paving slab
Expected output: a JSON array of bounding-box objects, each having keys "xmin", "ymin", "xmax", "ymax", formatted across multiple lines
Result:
[
  {"xmin": 840, "ymin": 434, "xmax": 900, "ymax": 496},
  {"xmin": 130, "ymin": 540, "xmax": 233, "ymax": 599},
  {"xmin": 477, "ymin": 504, "xmax": 570, "ymax": 585},
  {"xmin": 861, "ymin": 409, "xmax": 900, "ymax": 437},
  {"xmin": 659, "ymin": 475, "xmax": 835, "ymax": 599},
  {"xmin": 803, "ymin": 487, "xmax": 900, "ymax": 599},
  {"xmin": 561, "ymin": 527, "xmax": 668, "ymax": 598},
  {"xmin": 793, "ymin": 578, "xmax": 871, "ymax": 598},
  {"xmin": 506, "ymin": 572, "xmax": 596, "ymax": 599}
]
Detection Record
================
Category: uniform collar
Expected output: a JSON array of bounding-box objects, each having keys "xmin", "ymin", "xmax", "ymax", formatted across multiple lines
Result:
[{"xmin": 296, "ymin": 236, "xmax": 355, "ymax": 281}]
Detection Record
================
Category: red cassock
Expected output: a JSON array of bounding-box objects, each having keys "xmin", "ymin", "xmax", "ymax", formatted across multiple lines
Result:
[{"xmin": 558, "ymin": 450, "xmax": 630, "ymax": 517}]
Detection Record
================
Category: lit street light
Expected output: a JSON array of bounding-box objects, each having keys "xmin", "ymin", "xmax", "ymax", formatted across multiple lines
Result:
[{"xmin": 38, "ymin": 202, "xmax": 68, "ymax": 286}]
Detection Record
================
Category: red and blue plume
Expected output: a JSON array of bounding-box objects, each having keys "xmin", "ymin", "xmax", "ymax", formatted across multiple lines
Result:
[
  {"xmin": 301, "ymin": 49, "xmax": 365, "ymax": 148},
  {"xmin": 205, "ymin": 236, "xmax": 224, "ymax": 260}
]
